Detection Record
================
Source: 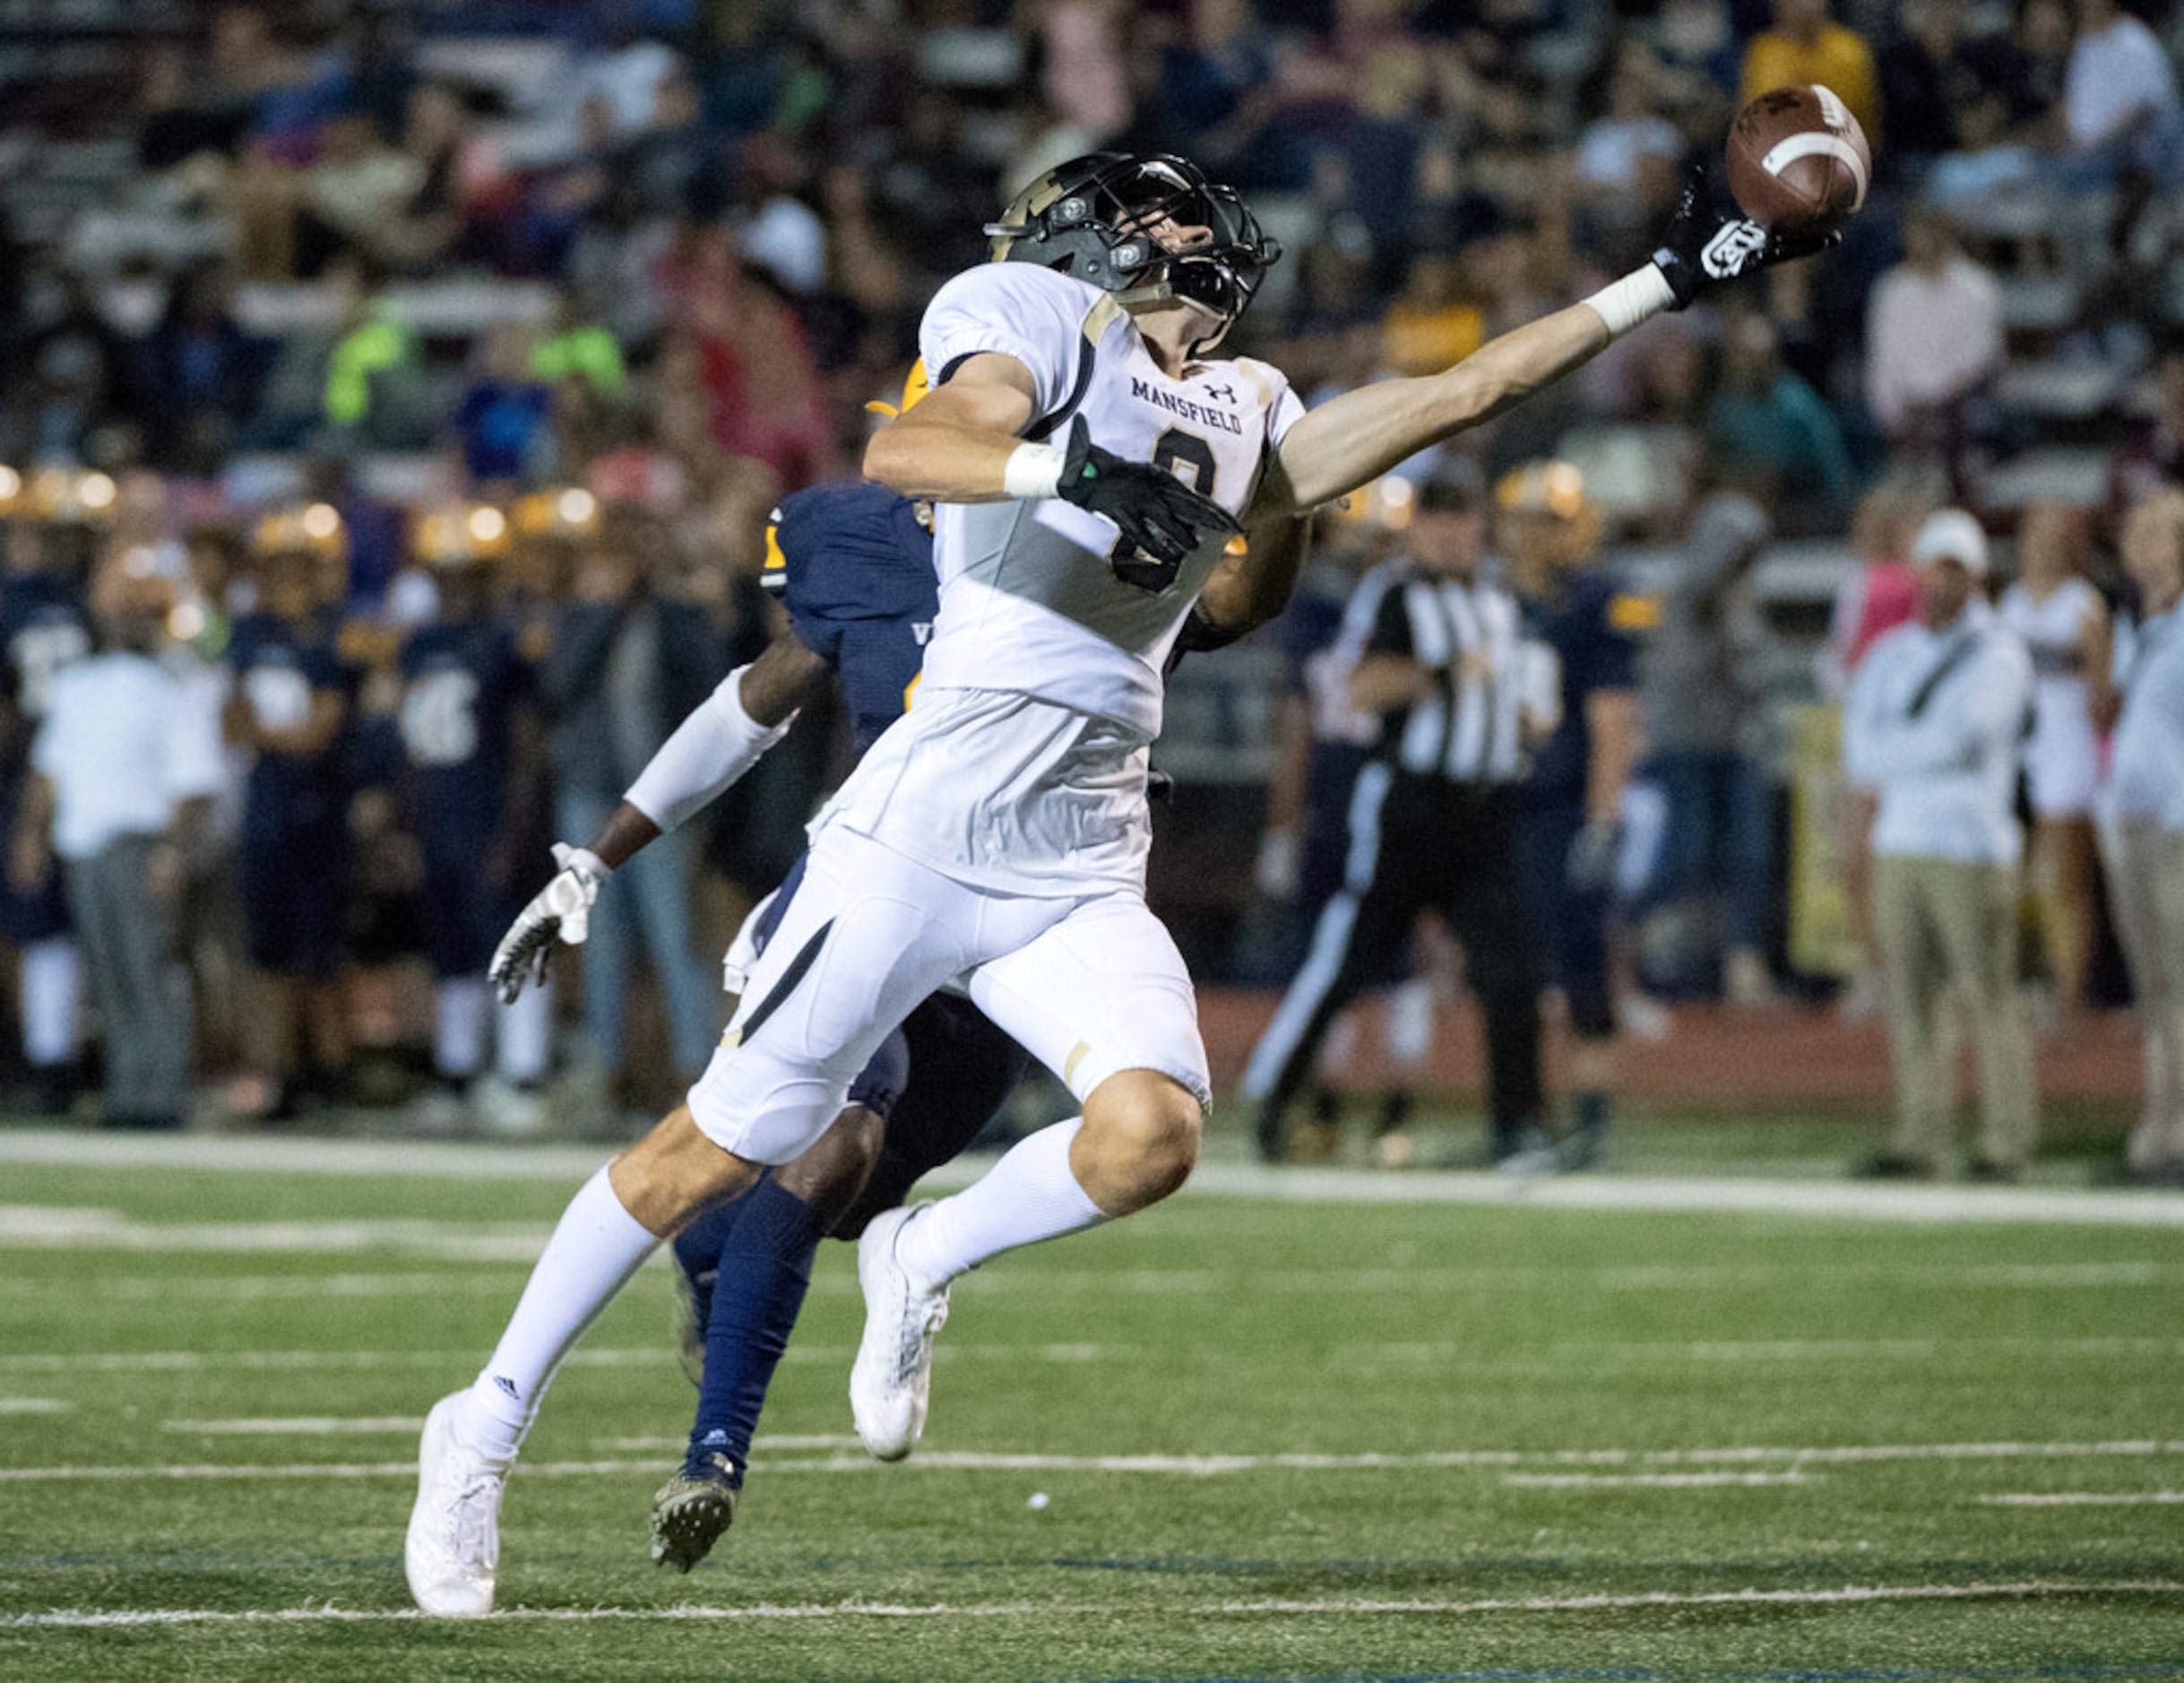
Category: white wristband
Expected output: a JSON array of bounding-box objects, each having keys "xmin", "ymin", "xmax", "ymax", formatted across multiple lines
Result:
[
  {"xmin": 564, "ymin": 846, "xmax": 609, "ymax": 881},
  {"xmin": 1582, "ymin": 265, "xmax": 1678, "ymax": 340},
  {"xmin": 1002, "ymin": 442, "xmax": 1066, "ymax": 501}
]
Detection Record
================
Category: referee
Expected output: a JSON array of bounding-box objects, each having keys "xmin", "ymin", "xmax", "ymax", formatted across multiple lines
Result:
[{"xmin": 1243, "ymin": 470, "xmax": 1551, "ymax": 1166}]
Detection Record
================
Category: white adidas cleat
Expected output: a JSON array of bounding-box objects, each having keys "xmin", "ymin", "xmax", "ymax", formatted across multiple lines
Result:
[
  {"xmin": 850, "ymin": 1204, "xmax": 950, "ymax": 1461},
  {"xmin": 405, "ymin": 1392, "xmax": 512, "ymax": 1617}
]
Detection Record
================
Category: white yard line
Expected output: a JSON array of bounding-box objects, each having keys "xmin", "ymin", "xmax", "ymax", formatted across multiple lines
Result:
[
  {"xmin": 5, "ymin": 1439, "xmax": 2182, "ymax": 1482},
  {"xmin": 0, "ymin": 1398, "xmax": 68, "ymax": 1413},
  {"xmin": 4, "ymin": 1129, "xmax": 2181, "ymax": 1226},
  {"xmin": 1499, "ymin": 1472, "xmax": 1815, "ymax": 1489},
  {"xmin": 1979, "ymin": 1491, "xmax": 2184, "ymax": 1506},
  {"xmin": 6, "ymin": 1580, "xmax": 2180, "ymax": 1629},
  {"xmin": 162, "ymin": 1418, "xmax": 427, "ymax": 1436}
]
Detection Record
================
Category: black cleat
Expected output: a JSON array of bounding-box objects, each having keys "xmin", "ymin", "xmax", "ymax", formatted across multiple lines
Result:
[
  {"xmin": 1851, "ymin": 1150, "xmax": 1938, "ymax": 1180},
  {"xmin": 1963, "ymin": 1155, "xmax": 2024, "ymax": 1185},
  {"xmin": 651, "ymin": 1448, "xmax": 741, "ymax": 1573}
]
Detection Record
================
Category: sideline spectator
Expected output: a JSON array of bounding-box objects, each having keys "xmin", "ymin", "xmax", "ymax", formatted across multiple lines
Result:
[
  {"xmin": 1863, "ymin": 205, "xmax": 2001, "ymax": 456},
  {"xmin": 1998, "ymin": 502, "xmax": 2109, "ymax": 1018},
  {"xmin": 21, "ymin": 557, "xmax": 224, "ymax": 1129},
  {"xmin": 1704, "ymin": 312, "xmax": 1856, "ymax": 530},
  {"xmin": 1844, "ymin": 510, "xmax": 2038, "ymax": 1180},
  {"xmin": 1632, "ymin": 492, "xmax": 1782, "ymax": 1007},
  {"xmin": 2099, "ymin": 488, "xmax": 2184, "ymax": 1184},
  {"xmin": 540, "ymin": 504, "xmax": 726, "ymax": 1096}
]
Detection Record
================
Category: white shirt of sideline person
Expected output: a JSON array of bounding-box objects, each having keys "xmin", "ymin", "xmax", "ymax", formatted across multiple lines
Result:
[
  {"xmin": 35, "ymin": 646, "xmax": 228, "ymax": 860},
  {"xmin": 1843, "ymin": 510, "xmax": 2034, "ymax": 867}
]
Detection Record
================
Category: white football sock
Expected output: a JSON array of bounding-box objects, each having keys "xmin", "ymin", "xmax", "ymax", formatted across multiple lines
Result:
[
  {"xmin": 895, "ymin": 1118, "xmax": 1106, "ymax": 1287},
  {"xmin": 461, "ymin": 1168, "xmax": 658, "ymax": 1459},
  {"xmin": 434, "ymin": 978, "xmax": 488, "ymax": 1081},
  {"xmin": 22, "ymin": 937, "xmax": 79, "ymax": 1067},
  {"xmin": 495, "ymin": 980, "xmax": 552, "ymax": 1086}
]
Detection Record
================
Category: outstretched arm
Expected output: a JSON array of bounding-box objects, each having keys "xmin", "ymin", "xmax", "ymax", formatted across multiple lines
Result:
[
  {"xmin": 1255, "ymin": 163, "xmax": 1835, "ymax": 520},
  {"xmin": 1257, "ymin": 301, "xmax": 1619, "ymax": 517}
]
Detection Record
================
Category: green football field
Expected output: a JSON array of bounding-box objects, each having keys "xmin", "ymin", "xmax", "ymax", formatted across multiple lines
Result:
[{"xmin": 3, "ymin": 1118, "xmax": 2182, "ymax": 1682}]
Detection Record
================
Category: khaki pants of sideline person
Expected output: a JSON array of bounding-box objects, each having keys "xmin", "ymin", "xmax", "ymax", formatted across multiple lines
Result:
[
  {"xmin": 2099, "ymin": 821, "xmax": 2184, "ymax": 1171},
  {"xmin": 1873, "ymin": 854, "xmax": 2038, "ymax": 1169}
]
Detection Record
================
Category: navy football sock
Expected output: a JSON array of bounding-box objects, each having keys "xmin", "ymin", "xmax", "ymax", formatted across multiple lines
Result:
[
  {"xmin": 687, "ymin": 1175, "xmax": 822, "ymax": 1472},
  {"xmin": 672, "ymin": 1190, "xmax": 747, "ymax": 1287}
]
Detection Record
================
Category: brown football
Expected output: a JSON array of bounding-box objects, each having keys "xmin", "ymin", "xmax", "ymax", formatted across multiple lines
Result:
[{"xmin": 1725, "ymin": 84, "xmax": 1872, "ymax": 239}]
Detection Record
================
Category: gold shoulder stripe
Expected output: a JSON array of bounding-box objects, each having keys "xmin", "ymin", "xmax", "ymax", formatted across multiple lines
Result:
[
  {"xmin": 1082, "ymin": 295, "xmax": 1123, "ymax": 345},
  {"xmin": 1609, "ymin": 592, "xmax": 1661, "ymax": 632}
]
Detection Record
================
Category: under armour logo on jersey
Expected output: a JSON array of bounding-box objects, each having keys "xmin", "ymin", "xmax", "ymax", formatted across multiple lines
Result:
[
  {"xmin": 1204, "ymin": 383, "xmax": 1236, "ymax": 404},
  {"xmin": 1701, "ymin": 220, "xmax": 1770, "ymax": 279}
]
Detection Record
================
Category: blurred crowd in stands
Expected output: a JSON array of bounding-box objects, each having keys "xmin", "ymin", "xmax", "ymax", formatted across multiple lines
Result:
[{"xmin": 1, "ymin": 0, "xmax": 2181, "ymax": 1167}]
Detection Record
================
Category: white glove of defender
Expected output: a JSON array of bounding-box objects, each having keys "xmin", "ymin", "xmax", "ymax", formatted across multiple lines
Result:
[{"xmin": 489, "ymin": 844, "xmax": 609, "ymax": 1003}]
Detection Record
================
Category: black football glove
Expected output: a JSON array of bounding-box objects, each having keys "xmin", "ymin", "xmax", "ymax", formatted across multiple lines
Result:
[
  {"xmin": 1055, "ymin": 415, "xmax": 1242, "ymax": 593},
  {"xmin": 1649, "ymin": 161, "xmax": 1842, "ymax": 310}
]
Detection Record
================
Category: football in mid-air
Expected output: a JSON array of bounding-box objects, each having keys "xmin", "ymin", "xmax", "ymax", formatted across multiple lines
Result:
[{"xmin": 1725, "ymin": 84, "xmax": 1872, "ymax": 240}]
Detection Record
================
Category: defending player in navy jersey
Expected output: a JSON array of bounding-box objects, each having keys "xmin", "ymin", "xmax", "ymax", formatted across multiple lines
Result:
[
  {"xmin": 1501, "ymin": 463, "xmax": 1650, "ymax": 1169},
  {"xmin": 410, "ymin": 150, "xmax": 1835, "ymax": 1617},
  {"xmin": 396, "ymin": 505, "xmax": 551, "ymax": 1132}
]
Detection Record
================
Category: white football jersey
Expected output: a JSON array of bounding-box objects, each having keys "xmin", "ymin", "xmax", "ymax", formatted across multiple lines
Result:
[{"xmin": 818, "ymin": 262, "xmax": 1305, "ymax": 895}]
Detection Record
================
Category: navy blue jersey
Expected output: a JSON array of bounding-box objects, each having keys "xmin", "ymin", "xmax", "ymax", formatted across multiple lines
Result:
[
  {"xmin": 763, "ymin": 482, "xmax": 936, "ymax": 755},
  {"xmin": 0, "ymin": 574, "xmax": 93, "ymax": 729},
  {"xmin": 397, "ymin": 617, "xmax": 533, "ymax": 853},
  {"xmin": 1519, "ymin": 567, "xmax": 1645, "ymax": 807},
  {"xmin": 229, "ymin": 611, "xmax": 348, "ymax": 833}
]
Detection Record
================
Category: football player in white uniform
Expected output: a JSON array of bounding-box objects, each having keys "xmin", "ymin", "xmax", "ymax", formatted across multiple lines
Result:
[{"xmin": 407, "ymin": 151, "xmax": 1826, "ymax": 1615}]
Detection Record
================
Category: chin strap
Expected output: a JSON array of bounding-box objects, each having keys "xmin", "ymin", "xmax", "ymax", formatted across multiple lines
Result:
[{"xmin": 1115, "ymin": 279, "xmax": 1230, "ymax": 353}]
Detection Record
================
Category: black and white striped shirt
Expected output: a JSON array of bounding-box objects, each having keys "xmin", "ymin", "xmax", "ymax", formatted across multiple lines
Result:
[{"xmin": 1334, "ymin": 557, "xmax": 1529, "ymax": 785}]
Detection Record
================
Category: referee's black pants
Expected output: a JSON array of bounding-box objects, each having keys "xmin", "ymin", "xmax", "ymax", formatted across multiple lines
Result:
[{"xmin": 1242, "ymin": 767, "xmax": 1543, "ymax": 1156}]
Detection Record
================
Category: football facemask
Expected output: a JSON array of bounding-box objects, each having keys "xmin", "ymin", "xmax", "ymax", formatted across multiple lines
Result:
[{"xmin": 986, "ymin": 153, "xmax": 1280, "ymax": 346}]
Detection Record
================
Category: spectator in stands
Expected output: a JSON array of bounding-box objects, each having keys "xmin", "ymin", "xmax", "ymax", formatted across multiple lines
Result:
[
  {"xmin": 134, "ymin": 263, "xmax": 272, "ymax": 475},
  {"xmin": 1999, "ymin": 502, "xmax": 2109, "ymax": 1020},
  {"xmin": 296, "ymin": 110, "xmax": 425, "ymax": 279},
  {"xmin": 20, "ymin": 556, "xmax": 224, "ymax": 1129},
  {"xmin": 1575, "ymin": 47, "xmax": 1686, "ymax": 219},
  {"xmin": 2060, "ymin": 0, "xmax": 2182, "ymax": 186},
  {"xmin": 540, "ymin": 503, "xmax": 726, "ymax": 1100},
  {"xmin": 1633, "ymin": 492, "xmax": 1783, "ymax": 1009},
  {"xmin": 1877, "ymin": 0, "xmax": 2019, "ymax": 182},
  {"xmin": 1844, "ymin": 509, "xmax": 2038, "ymax": 1180},
  {"xmin": 1740, "ymin": 0, "xmax": 1880, "ymax": 146},
  {"xmin": 453, "ymin": 322, "xmax": 553, "ymax": 489},
  {"xmin": 1703, "ymin": 310, "xmax": 1857, "ymax": 531},
  {"xmin": 2100, "ymin": 487, "xmax": 2184, "ymax": 1184},
  {"xmin": 1862, "ymin": 204, "xmax": 2002, "ymax": 458},
  {"xmin": 2112, "ymin": 346, "xmax": 2184, "ymax": 514},
  {"xmin": 224, "ymin": 514, "xmax": 354, "ymax": 1120}
]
